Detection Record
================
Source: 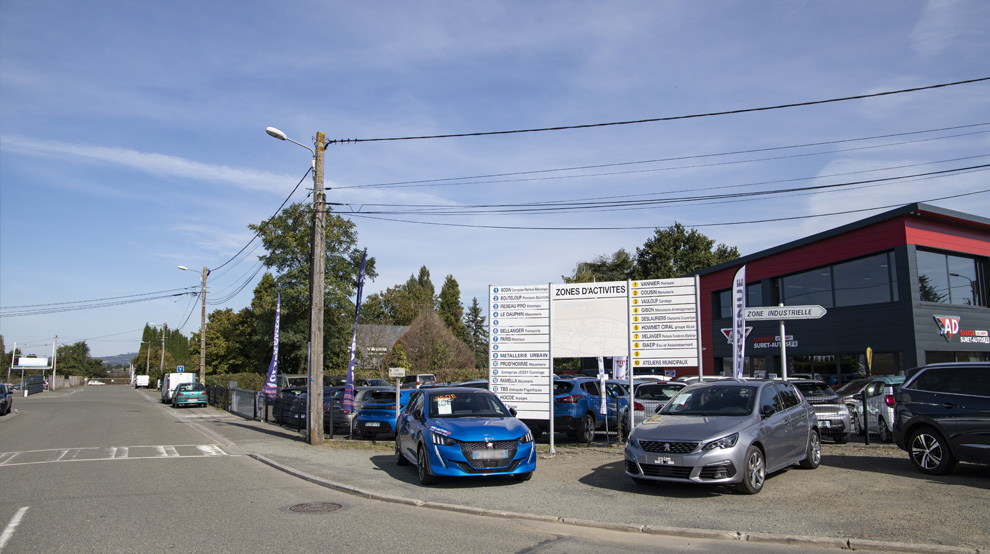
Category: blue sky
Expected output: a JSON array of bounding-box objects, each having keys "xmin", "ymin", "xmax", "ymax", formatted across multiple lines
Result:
[{"xmin": 2, "ymin": 1, "xmax": 988, "ymax": 358}]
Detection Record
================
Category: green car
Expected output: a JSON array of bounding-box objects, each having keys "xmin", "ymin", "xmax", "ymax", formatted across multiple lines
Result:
[{"xmin": 172, "ymin": 382, "xmax": 207, "ymax": 408}]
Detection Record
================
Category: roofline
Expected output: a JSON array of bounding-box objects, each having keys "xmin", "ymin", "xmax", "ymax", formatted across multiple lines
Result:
[{"xmin": 693, "ymin": 202, "xmax": 990, "ymax": 277}]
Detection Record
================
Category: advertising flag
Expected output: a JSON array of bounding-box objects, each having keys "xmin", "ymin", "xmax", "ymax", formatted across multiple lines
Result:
[
  {"xmin": 732, "ymin": 265, "xmax": 747, "ymax": 379},
  {"xmin": 597, "ymin": 356, "xmax": 606, "ymax": 414},
  {"xmin": 343, "ymin": 249, "xmax": 368, "ymax": 413},
  {"xmin": 613, "ymin": 356, "xmax": 627, "ymax": 380},
  {"xmin": 261, "ymin": 293, "xmax": 281, "ymax": 400}
]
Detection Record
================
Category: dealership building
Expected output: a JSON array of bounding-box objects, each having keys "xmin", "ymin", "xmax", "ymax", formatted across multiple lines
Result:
[{"xmin": 692, "ymin": 202, "xmax": 989, "ymax": 384}]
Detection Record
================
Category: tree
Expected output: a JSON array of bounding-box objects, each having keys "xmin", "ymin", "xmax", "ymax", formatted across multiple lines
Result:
[
  {"xmin": 249, "ymin": 203, "xmax": 376, "ymax": 372},
  {"xmin": 394, "ymin": 311, "xmax": 474, "ymax": 376},
  {"xmin": 634, "ymin": 223, "xmax": 739, "ymax": 279},
  {"xmin": 438, "ymin": 275, "xmax": 468, "ymax": 342},
  {"xmin": 464, "ymin": 297, "xmax": 488, "ymax": 370},
  {"xmin": 563, "ymin": 248, "xmax": 636, "ymax": 283},
  {"xmin": 57, "ymin": 341, "xmax": 105, "ymax": 377},
  {"xmin": 362, "ymin": 265, "xmax": 436, "ymax": 326}
]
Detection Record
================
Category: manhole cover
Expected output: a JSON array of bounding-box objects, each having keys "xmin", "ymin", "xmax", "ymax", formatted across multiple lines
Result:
[{"xmin": 289, "ymin": 502, "xmax": 342, "ymax": 513}]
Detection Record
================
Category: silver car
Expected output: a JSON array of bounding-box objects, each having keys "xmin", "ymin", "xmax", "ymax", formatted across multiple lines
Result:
[
  {"xmin": 625, "ymin": 380, "xmax": 821, "ymax": 494},
  {"xmin": 631, "ymin": 381, "xmax": 685, "ymax": 425}
]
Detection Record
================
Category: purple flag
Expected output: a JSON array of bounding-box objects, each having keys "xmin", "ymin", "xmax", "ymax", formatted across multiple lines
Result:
[
  {"xmin": 343, "ymin": 250, "xmax": 368, "ymax": 413},
  {"xmin": 732, "ymin": 265, "xmax": 746, "ymax": 379},
  {"xmin": 261, "ymin": 292, "xmax": 281, "ymax": 400}
]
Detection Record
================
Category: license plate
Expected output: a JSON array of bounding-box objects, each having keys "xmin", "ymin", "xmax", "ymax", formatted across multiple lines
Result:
[
  {"xmin": 655, "ymin": 456, "xmax": 678, "ymax": 465},
  {"xmin": 471, "ymin": 450, "xmax": 508, "ymax": 460},
  {"xmin": 365, "ymin": 422, "xmax": 380, "ymax": 427}
]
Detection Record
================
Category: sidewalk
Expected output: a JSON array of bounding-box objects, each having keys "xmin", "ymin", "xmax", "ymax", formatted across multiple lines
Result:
[{"xmin": 187, "ymin": 406, "xmax": 985, "ymax": 554}]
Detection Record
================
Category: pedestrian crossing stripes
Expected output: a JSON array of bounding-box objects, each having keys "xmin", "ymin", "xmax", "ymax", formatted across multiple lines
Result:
[{"xmin": 0, "ymin": 444, "xmax": 231, "ymax": 466}]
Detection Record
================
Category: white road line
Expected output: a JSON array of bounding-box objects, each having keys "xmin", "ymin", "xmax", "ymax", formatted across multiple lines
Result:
[
  {"xmin": 0, "ymin": 445, "xmax": 233, "ymax": 467},
  {"xmin": 0, "ymin": 506, "xmax": 29, "ymax": 552}
]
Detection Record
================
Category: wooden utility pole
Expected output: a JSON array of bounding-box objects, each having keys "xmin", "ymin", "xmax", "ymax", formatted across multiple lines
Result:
[
  {"xmin": 308, "ymin": 132, "xmax": 326, "ymax": 445},
  {"xmin": 199, "ymin": 266, "xmax": 208, "ymax": 384}
]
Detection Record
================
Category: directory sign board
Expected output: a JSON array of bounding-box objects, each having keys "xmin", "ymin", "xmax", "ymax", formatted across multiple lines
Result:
[
  {"xmin": 629, "ymin": 277, "xmax": 701, "ymax": 368},
  {"xmin": 488, "ymin": 285, "xmax": 550, "ymax": 420}
]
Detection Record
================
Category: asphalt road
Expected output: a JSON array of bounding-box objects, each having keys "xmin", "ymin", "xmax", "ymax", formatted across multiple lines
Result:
[{"xmin": 1, "ymin": 386, "xmax": 987, "ymax": 553}]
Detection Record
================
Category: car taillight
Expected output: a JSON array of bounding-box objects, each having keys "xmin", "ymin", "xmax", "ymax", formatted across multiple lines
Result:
[
  {"xmin": 884, "ymin": 395, "xmax": 895, "ymax": 407},
  {"xmin": 634, "ymin": 402, "xmax": 645, "ymax": 411},
  {"xmin": 557, "ymin": 395, "xmax": 580, "ymax": 404}
]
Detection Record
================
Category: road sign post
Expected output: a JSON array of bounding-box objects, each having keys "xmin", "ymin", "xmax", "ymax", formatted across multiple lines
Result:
[{"xmin": 743, "ymin": 304, "xmax": 826, "ymax": 379}]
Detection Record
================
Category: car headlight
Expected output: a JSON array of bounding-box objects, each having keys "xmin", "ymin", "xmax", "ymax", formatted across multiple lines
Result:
[
  {"xmin": 519, "ymin": 430, "xmax": 534, "ymax": 444},
  {"xmin": 702, "ymin": 432, "xmax": 739, "ymax": 451},
  {"xmin": 431, "ymin": 432, "xmax": 457, "ymax": 446},
  {"xmin": 627, "ymin": 435, "xmax": 640, "ymax": 449}
]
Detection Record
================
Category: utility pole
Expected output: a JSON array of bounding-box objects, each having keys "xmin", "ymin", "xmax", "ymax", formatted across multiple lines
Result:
[
  {"xmin": 308, "ymin": 131, "xmax": 327, "ymax": 445},
  {"xmin": 159, "ymin": 325, "xmax": 165, "ymax": 376},
  {"xmin": 199, "ymin": 266, "xmax": 208, "ymax": 384}
]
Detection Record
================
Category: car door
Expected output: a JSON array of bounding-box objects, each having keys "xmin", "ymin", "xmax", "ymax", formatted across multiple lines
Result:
[
  {"xmin": 580, "ymin": 381, "xmax": 603, "ymax": 425},
  {"xmin": 926, "ymin": 367, "xmax": 990, "ymax": 464},
  {"xmin": 759, "ymin": 384, "xmax": 791, "ymax": 465},
  {"xmin": 397, "ymin": 390, "xmax": 425, "ymax": 461},
  {"xmin": 774, "ymin": 382, "xmax": 810, "ymax": 460}
]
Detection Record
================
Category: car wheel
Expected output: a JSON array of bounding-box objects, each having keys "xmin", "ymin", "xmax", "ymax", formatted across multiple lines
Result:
[
  {"xmin": 735, "ymin": 445, "xmax": 765, "ymax": 494},
  {"xmin": 395, "ymin": 441, "xmax": 409, "ymax": 466},
  {"xmin": 417, "ymin": 445, "xmax": 436, "ymax": 485},
  {"xmin": 799, "ymin": 429, "xmax": 821, "ymax": 469},
  {"xmin": 513, "ymin": 472, "xmax": 533, "ymax": 482},
  {"xmin": 908, "ymin": 427, "xmax": 957, "ymax": 475},
  {"xmin": 878, "ymin": 417, "xmax": 892, "ymax": 443},
  {"xmin": 851, "ymin": 412, "xmax": 864, "ymax": 436},
  {"xmin": 578, "ymin": 414, "xmax": 595, "ymax": 444}
]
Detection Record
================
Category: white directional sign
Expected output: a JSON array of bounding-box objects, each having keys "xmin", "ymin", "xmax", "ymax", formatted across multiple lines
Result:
[
  {"xmin": 489, "ymin": 285, "xmax": 551, "ymax": 421},
  {"xmin": 743, "ymin": 305, "xmax": 827, "ymax": 321}
]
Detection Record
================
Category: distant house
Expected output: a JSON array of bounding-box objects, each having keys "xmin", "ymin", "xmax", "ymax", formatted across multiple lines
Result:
[{"xmin": 355, "ymin": 324, "xmax": 409, "ymax": 370}]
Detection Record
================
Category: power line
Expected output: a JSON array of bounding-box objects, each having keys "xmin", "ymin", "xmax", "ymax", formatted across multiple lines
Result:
[
  {"xmin": 336, "ymin": 122, "xmax": 990, "ymax": 190},
  {"xmin": 328, "ymin": 77, "xmax": 990, "ymax": 144}
]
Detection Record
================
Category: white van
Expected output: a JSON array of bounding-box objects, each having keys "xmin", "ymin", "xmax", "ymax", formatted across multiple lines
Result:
[{"xmin": 161, "ymin": 372, "xmax": 196, "ymax": 403}]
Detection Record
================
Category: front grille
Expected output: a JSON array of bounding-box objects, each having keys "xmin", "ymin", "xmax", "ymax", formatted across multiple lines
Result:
[
  {"xmin": 640, "ymin": 440, "xmax": 698, "ymax": 454},
  {"xmin": 639, "ymin": 463, "xmax": 693, "ymax": 479},
  {"xmin": 459, "ymin": 440, "xmax": 518, "ymax": 469},
  {"xmin": 454, "ymin": 459, "xmax": 521, "ymax": 473}
]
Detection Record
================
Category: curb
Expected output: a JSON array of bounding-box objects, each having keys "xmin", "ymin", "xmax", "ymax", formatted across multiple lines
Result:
[{"xmin": 246, "ymin": 452, "xmax": 983, "ymax": 554}]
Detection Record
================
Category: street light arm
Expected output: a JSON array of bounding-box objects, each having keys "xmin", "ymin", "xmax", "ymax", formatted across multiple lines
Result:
[{"xmin": 266, "ymin": 126, "xmax": 314, "ymax": 155}]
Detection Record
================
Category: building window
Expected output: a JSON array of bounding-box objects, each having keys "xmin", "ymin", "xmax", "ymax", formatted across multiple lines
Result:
[
  {"xmin": 715, "ymin": 283, "xmax": 765, "ymax": 319},
  {"xmin": 776, "ymin": 251, "xmax": 899, "ymax": 309},
  {"xmin": 917, "ymin": 250, "xmax": 987, "ymax": 307},
  {"xmin": 833, "ymin": 253, "xmax": 897, "ymax": 306}
]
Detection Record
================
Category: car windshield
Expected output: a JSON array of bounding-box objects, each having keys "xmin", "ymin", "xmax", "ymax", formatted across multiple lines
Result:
[
  {"xmin": 660, "ymin": 386, "xmax": 757, "ymax": 416},
  {"xmin": 428, "ymin": 391, "xmax": 511, "ymax": 418},
  {"xmin": 835, "ymin": 379, "xmax": 869, "ymax": 395},
  {"xmin": 794, "ymin": 382, "xmax": 836, "ymax": 398}
]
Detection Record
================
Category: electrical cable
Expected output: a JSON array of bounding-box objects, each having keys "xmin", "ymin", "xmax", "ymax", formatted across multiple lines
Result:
[{"xmin": 326, "ymin": 77, "xmax": 990, "ymax": 144}]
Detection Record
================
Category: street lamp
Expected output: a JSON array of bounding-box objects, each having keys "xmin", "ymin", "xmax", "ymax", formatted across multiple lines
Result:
[
  {"xmin": 266, "ymin": 126, "xmax": 327, "ymax": 446},
  {"xmin": 179, "ymin": 265, "xmax": 209, "ymax": 384}
]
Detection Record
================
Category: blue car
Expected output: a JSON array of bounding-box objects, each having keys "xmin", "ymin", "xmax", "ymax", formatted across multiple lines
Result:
[
  {"xmin": 355, "ymin": 389, "xmax": 414, "ymax": 439},
  {"xmin": 395, "ymin": 387, "xmax": 536, "ymax": 485},
  {"xmin": 523, "ymin": 378, "xmax": 630, "ymax": 444}
]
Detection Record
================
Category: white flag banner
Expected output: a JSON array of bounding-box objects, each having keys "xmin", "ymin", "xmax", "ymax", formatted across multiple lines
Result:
[{"xmin": 732, "ymin": 265, "xmax": 747, "ymax": 379}]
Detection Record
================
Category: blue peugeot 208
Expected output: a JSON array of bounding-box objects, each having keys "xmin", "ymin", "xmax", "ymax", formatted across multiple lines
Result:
[{"xmin": 395, "ymin": 386, "xmax": 537, "ymax": 485}]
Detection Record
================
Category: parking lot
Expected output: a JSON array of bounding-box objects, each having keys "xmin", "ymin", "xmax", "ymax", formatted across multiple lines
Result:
[{"xmin": 202, "ymin": 404, "xmax": 990, "ymax": 552}]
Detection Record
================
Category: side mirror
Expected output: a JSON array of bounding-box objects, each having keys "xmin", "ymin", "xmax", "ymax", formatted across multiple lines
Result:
[
  {"xmin": 761, "ymin": 405, "xmax": 776, "ymax": 418},
  {"xmin": 509, "ymin": 407, "xmax": 518, "ymax": 417},
  {"xmin": 412, "ymin": 409, "xmax": 422, "ymax": 420}
]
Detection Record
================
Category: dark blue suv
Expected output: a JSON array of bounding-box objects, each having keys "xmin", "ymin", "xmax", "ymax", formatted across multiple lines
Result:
[{"xmin": 524, "ymin": 378, "xmax": 629, "ymax": 444}]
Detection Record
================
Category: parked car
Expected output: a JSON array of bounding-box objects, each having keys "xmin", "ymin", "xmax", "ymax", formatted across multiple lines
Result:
[
  {"xmin": 395, "ymin": 386, "xmax": 537, "ymax": 485},
  {"xmin": 272, "ymin": 387, "xmax": 306, "ymax": 424},
  {"xmin": 399, "ymin": 374, "xmax": 437, "ymax": 389},
  {"xmin": 172, "ymin": 382, "xmax": 207, "ymax": 408},
  {"xmin": 523, "ymin": 378, "xmax": 629, "ymax": 444},
  {"xmin": 893, "ymin": 362, "xmax": 990, "ymax": 475},
  {"xmin": 356, "ymin": 389, "xmax": 414, "ymax": 439},
  {"xmin": 357, "ymin": 378, "xmax": 390, "ymax": 387},
  {"xmin": 286, "ymin": 387, "xmax": 341, "ymax": 428},
  {"xmin": 0, "ymin": 383, "xmax": 13, "ymax": 416},
  {"xmin": 625, "ymin": 380, "xmax": 820, "ymax": 494},
  {"xmin": 87, "ymin": 380, "xmax": 105, "ymax": 386},
  {"xmin": 790, "ymin": 380, "xmax": 851, "ymax": 443},
  {"xmin": 327, "ymin": 386, "xmax": 390, "ymax": 435},
  {"xmin": 630, "ymin": 381, "xmax": 686, "ymax": 425},
  {"xmin": 861, "ymin": 376, "xmax": 905, "ymax": 442}
]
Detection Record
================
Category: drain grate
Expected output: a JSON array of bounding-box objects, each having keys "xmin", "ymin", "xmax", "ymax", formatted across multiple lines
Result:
[{"xmin": 289, "ymin": 502, "xmax": 342, "ymax": 513}]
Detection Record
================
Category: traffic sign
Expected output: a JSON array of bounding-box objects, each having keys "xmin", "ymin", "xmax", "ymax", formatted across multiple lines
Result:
[
  {"xmin": 177, "ymin": 365, "xmax": 184, "ymax": 372},
  {"xmin": 743, "ymin": 305, "xmax": 826, "ymax": 321},
  {"xmin": 388, "ymin": 367, "xmax": 406, "ymax": 378}
]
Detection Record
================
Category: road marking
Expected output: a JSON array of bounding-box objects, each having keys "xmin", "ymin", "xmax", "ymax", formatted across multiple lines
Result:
[
  {"xmin": 0, "ymin": 506, "xmax": 28, "ymax": 552},
  {"xmin": 0, "ymin": 445, "xmax": 234, "ymax": 467}
]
